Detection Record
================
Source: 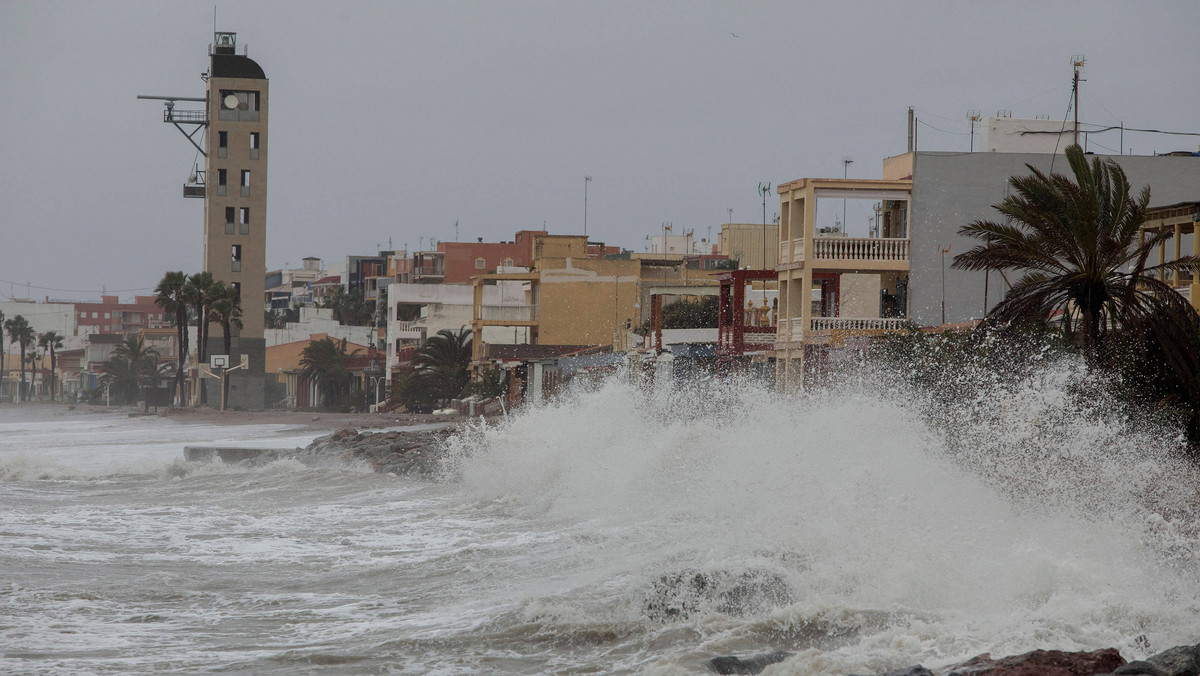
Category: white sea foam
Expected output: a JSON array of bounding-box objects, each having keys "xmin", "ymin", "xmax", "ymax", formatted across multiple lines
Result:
[{"xmin": 4, "ymin": 362, "xmax": 1200, "ymax": 674}]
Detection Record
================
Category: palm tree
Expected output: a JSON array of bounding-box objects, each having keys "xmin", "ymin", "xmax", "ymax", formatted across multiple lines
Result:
[
  {"xmin": 4, "ymin": 315, "xmax": 34, "ymax": 402},
  {"xmin": 299, "ymin": 337, "xmax": 359, "ymax": 408},
  {"xmin": 952, "ymin": 144, "xmax": 1200, "ymax": 368},
  {"xmin": 100, "ymin": 335, "xmax": 159, "ymax": 406},
  {"xmin": 154, "ymin": 270, "xmax": 191, "ymax": 406},
  {"xmin": 209, "ymin": 282, "xmax": 244, "ymax": 407},
  {"xmin": 411, "ymin": 328, "xmax": 472, "ymax": 405},
  {"xmin": 186, "ymin": 271, "xmax": 218, "ymax": 404},
  {"xmin": 38, "ymin": 331, "xmax": 64, "ymax": 402}
]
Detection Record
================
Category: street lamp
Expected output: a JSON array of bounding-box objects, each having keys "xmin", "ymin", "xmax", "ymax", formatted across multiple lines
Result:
[
  {"xmin": 842, "ymin": 158, "xmax": 853, "ymax": 233},
  {"xmin": 758, "ymin": 183, "xmax": 771, "ymax": 270},
  {"xmin": 584, "ymin": 176, "xmax": 592, "ymax": 237}
]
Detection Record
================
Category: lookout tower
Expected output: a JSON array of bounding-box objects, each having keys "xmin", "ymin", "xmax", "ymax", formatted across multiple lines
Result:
[{"xmin": 140, "ymin": 31, "xmax": 270, "ymax": 408}]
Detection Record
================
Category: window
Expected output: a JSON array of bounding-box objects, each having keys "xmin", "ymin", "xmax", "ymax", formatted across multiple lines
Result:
[
  {"xmin": 218, "ymin": 131, "xmax": 228, "ymax": 158},
  {"xmin": 474, "ymin": 257, "xmax": 486, "ymax": 270},
  {"xmin": 104, "ymin": 312, "xmax": 110, "ymax": 319},
  {"xmin": 217, "ymin": 90, "xmax": 260, "ymax": 122},
  {"xmin": 231, "ymin": 244, "xmax": 242, "ymax": 272},
  {"xmin": 249, "ymin": 132, "xmax": 260, "ymax": 160},
  {"xmin": 217, "ymin": 168, "xmax": 227, "ymax": 196},
  {"xmin": 502, "ymin": 257, "xmax": 514, "ymax": 267},
  {"xmin": 230, "ymin": 282, "xmax": 241, "ymax": 298},
  {"xmin": 240, "ymin": 170, "xmax": 250, "ymax": 197},
  {"xmin": 240, "ymin": 207, "xmax": 250, "ymax": 234},
  {"xmin": 225, "ymin": 206, "xmax": 235, "ymax": 234}
]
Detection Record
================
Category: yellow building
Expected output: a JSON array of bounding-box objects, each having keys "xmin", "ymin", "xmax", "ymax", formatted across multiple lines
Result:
[
  {"xmin": 470, "ymin": 236, "xmax": 716, "ymax": 367},
  {"xmin": 1139, "ymin": 202, "xmax": 1200, "ymax": 310},
  {"xmin": 719, "ymin": 222, "xmax": 780, "ymax": 271},
  {"xmin": 774, "ymin": 177, "xmax": 913, "ymax": 388}
]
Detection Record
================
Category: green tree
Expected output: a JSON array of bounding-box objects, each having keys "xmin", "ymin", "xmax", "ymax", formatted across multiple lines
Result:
[
  {"xmin": 411, "ymin": 328, "xmax": 472, "ymax": 405},
  {"xmin": 661, "ymin": 296, "xmax": 720, "ymax": 329},
  {"xmin": 952, "ymin": 144, "xmax": 1200, "ymax": 442},
  {"xmin": 4, "ymin": 315, "xmax": 34, "ymax": 402},
  {"xmin": 37, "ymin": 331, "xmax": 64, "ymax": 402},
  {"xmin": 299, "ymin": 337, "xmax": 359, "ymax": 409},
  {"xmin": 154, "ymin": 270, "xmax": 191, "ymax": 406},
  {"xmin": 186, "ymin": 272, "xmax": 220, "ymax": 404},
  {"xmin": 100, "ymin": 335, "xmax": 159, "ymax": 406},
  {"xmin": 952, "ymin": 144, "xmax": 1200, "ymax": 365}
]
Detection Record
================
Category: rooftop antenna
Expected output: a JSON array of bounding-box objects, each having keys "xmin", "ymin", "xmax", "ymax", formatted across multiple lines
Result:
[
  {"xmin": 454, "ymin": 220, "xmax": 459, "ymax": 242},
  {"xmin": 1071, "ymin": 55, "xmax": 1086, "ymax": 146},
  {"xmin": 967, "ymin": 110, "xmax": 981, "ymax": 152}
]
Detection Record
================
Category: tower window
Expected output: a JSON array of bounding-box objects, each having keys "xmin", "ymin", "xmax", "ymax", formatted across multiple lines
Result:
[
  {"xmin": 218, "ymin": 90, "xmax": 259, "ymax": 122},
  {"xmin": 241, "ymin": 170, "xmax": 250, "ymax": 196},
  {"xmin": 225, "ymin": 207, "xmax": 235, "ymax": 234},
  {"xmin": 217, "ymin": 169, "xmax": 227, "ymax": 196},
  {"xmin": 231, "ymin": 282, "xmax": 241, "ymax": 298},
  {"xmin": 231, "ymin": 244, "xmax": 243, "ymax": 272},
  {"xmin": 218, "ymin": 131, "xmax": 228, "ymax": 158},
  {"xmin": 249, "ymin": 132, "xmax": 260, "ymax": 160}
]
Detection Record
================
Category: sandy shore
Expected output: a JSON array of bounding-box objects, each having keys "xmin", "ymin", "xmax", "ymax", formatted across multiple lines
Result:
[{"xmin": 0, "ymin": 402, "xmax": 466, "ymax": 432}]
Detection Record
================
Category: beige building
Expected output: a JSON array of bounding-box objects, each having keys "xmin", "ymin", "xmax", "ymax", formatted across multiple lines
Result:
[
  {"xmin": 470, "ymin": 235, "xmax": 714, "ymax": 366},
  {"xmin": 773, "ymin": 177, "xmax": 913, "ymax": 388},
  {"xmin": 718, "ymin": 222, "xmax": 779, "ymax": 270},
  {"xmin": 1139, "ymin": 201, "xmax": 1200, "ymax": 309}
]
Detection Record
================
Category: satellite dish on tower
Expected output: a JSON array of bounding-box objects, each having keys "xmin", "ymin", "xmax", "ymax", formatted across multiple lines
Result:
[{"xmin": 223, "ymin": 94, "xmax": 239, "ymax": 109}]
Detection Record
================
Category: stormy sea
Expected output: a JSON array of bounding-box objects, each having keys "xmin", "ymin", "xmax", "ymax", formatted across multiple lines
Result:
[{"xmin": 3, "ymin": 362, "xmax": 1200, "ymax": 675}]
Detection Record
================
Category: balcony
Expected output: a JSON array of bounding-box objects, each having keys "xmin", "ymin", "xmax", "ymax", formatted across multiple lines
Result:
[
  {"xmin": 812, "ymin": 237, "xmax": 909, "ymax": 263},
  {"xmin": 478, "ymin": 305, "xmax": 536, "ymax": 322},
  {"xmin": 164, "ymin": 109, "xmax": 207, "ymax": 124},
  {"xmin": 810, "ymin": 317, "xmax": 908, "ymax": 332}
]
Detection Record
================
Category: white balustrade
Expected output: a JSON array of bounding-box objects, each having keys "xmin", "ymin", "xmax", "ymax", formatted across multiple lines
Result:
[
  {"xmin": 809, "ymin": 317, "xmax": 908, "ymax": 332},
  {"xmin": 811, "ymin": 237, "xmax": 909, "ymax": 262}
]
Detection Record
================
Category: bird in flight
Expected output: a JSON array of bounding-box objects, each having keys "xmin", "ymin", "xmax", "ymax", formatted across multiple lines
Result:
[{"xmin": 730, "ymin": 32, "xmax": 739, "ymax": 38}]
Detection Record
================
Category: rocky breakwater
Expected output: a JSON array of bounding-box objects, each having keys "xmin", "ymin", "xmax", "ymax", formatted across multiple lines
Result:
[
  {"xmin": 710, "ymin": 643, "xmax": 1200, "ymax": 676},
  {"xmin": 241, "ymin": 427, "xmax": 455, "ymax": 478}
]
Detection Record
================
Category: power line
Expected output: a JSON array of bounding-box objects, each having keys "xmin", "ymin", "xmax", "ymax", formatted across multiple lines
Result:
[
  {"xmin": 0, "ymin": 278, "xmax": 154, "ymax": 295},
  {"xmin": 916, "ymin": 118, "xmax": 972, "ymax": 136}
]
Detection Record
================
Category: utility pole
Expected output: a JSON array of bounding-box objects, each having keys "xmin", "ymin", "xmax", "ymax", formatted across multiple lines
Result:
[
  {"xmin": 584, "ymin": 176, "xmax": 592, "ymax": 237},
  {"xmin": 1071, "ymin": 55, "xmax": 1086, "ymax": 146},
  {"xmin": 758, "ymin": 183, "xmax": 771, "ymax": 270},
  {"xmin": 842, "ymin": 158, "xmax": 853, "ymax": 233},
  {"xmin": 967, "ymin": 110, "xmax": 981, "ymax": 152}
]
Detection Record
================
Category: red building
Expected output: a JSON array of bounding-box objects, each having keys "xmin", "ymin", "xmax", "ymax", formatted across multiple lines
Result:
[{"xmin": 75, "ymin": 295, "xmax": 170, "ymax": 335}]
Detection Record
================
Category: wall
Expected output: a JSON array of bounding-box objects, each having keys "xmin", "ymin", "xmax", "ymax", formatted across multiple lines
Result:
[
  {"xmin": 838, "ymin": 274, "xmax": 881, "ymax": 318},
  {"xmin": 909, "ymin": 151, "xmax": 1200, "ymax": 326},
  {"xmin": 536, "ymin": 258, "xmax": 642, "ymax": 345}
]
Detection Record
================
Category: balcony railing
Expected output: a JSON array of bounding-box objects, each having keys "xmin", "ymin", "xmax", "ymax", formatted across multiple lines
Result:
[
  {"xmin": 164, "ymin": 109, "xmax": 207, "ymax": 124},
  {"xmin": 478, "ymin": 305, "xmax": 536, "ymax": 322},
  {"xmin": 810, "ymin": 317, "xmax": 908, "ymax": 332},
  {"xmin": 811, "ymin": 237, "xmax": 909, "ymax": 262}
]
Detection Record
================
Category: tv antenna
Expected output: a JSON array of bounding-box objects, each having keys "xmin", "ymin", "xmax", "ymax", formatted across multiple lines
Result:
[
  {"xmin": 967, "ymin": 110, "xmax": 982, "ymax": 152},
  {"xmin": 1071, "ymin": 55, "xmax": 1086, "ymax": 146}
]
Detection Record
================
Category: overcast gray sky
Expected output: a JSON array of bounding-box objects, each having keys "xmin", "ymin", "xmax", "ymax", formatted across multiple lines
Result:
[{"xmin": 3, "ymin": 1, "xmax": 1199, "ymax": 302}]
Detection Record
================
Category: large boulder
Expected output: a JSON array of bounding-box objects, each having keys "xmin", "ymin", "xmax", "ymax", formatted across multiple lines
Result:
[
  {"xmin": 709, "ymin": 651, "xmax": 792, "ymax": 675},
  {"xmin": 943, "ymin": 648, "xmax": 1125, "ymax": 676},
  {"xmin": 1111, "ymin": 644, "xmax": 1200, "ymax": 676}
]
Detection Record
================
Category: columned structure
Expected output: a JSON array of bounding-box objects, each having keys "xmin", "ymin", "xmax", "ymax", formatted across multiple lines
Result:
[{"xmin": 774, "ymin": 178, "xmax": 912, "ymax": 389}]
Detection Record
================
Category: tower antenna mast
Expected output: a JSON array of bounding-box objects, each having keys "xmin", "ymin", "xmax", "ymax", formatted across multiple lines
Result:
[{"xmin": 1071, "ymin": 55, "xmax": 1086, "ymax": 146}]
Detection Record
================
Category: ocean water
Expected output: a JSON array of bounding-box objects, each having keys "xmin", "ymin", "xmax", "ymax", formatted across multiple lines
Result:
[{"xmin": 3, "ymin": 368, "xmax": 1200, "ymax": 675}]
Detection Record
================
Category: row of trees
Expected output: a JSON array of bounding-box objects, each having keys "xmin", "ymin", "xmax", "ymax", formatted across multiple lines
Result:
[
  {"xmin": 297, "ymin": 328, "xmax": 482, "ymax": 412},
  {"xmin": 0, "ymin": 311, "xmax": 87, "ymax": 404},
  {"xmin": 153, "ymin": 271, "xmax": 243, "ymax": 407}
]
